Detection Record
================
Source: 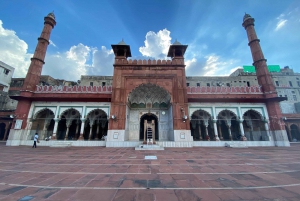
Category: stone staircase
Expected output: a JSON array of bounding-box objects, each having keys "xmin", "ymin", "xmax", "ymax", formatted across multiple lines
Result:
[
  {"xmin": 225, "ymin": 142, "xmax": 248, "ymax": 148},
  {"xmin": 50, "ymin": 141, "xmax": 73, "ymax": 147}
]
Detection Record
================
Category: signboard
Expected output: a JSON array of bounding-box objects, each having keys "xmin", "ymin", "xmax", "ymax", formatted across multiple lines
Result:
[
  {"xmin": 243, "ymin": 65, "xmax": 280, "ymax": 73},
  {"xmin": 14, "ymin": 119, "xmax": 23, "ymax": 129}
]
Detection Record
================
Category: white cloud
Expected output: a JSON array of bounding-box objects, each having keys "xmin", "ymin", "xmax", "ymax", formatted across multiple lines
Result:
[
  {"xmin": 0, "ymin": 20, "xmax": 32, "ymax": 78},
  {"xmin": 49, "ymin": 40, "xmax": 56, "ymax": 47},
  {"xmin": 139, "ymin": 29, "xmax": 172, "ymax": 59},
  {"xmin": 87, "ymin": 46, "xmax": 114, "ymax": 76},
  {"xmin": 275, "ymin": 19, "xmax": 288, "ymax": 31}
]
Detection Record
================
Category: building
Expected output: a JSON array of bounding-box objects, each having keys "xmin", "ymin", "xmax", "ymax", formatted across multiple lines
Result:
[
  {"xmin": 0, "ymin": 61, "xmax": 15, "ymax": 140},
  {"xmin": 4, "ymin": 12, "xmax": 293, "ymax": 147}
]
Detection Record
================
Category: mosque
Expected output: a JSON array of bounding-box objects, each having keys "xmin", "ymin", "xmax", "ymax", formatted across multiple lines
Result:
[{"xmin": 4, "ymin": 12, "xmax": 291, "ymax": 148}]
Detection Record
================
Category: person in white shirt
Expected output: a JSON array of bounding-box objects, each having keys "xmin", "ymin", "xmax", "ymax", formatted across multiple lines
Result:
[{"xmin": 32, "ymin": 133, "xmax": 39, "ymax": 148}]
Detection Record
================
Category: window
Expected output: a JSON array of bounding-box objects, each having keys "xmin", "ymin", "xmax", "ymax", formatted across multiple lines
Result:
[
  {"xmin": 196, "ymin": 83, "xmax": 200, "ymax": 87},
  {"xmin": 292, "ymin": 91, "xmax": 295, "ymax": 94},
  {"xmin": 226, "ymin": 83, "xmax": 230, "ymax": 87},
  {"xmin": 293, "ymin": 95, "xmax": 297, "ymax": 101},
  {"xmin": 186, "ymin": 83, "xmax": 190, "ymax": 87},
  {"xmin": 275, "ymin": 81, "xmax": 279, "ymax": 86},
  {"xmin": 102, "ymin": 82, "xmax": 106, "ymax": 86},
  {"xmin": 207, "ymin": 83, "xmax": 210, "ymax": 87},
  {"xmin": 247, "ymin": 82, "xmax": 250, "ymax": 87},
  {"xmin": 297, "ymin": 78, "xmax": 299, "ymax": 80},
  {"xmin": 297, "ymin": 81, "xmax": 300, "ymax": 87},
  {"xmin": 3, "ymin": 69, "xmax": 9, "ymax": 75},
  {"xmin": 280, "ymin": 95, "xmax": 282, "ymax": 97},
  {"xmin": 289, "ymin": 81, "xmax": 293, "ymax": 87},
  {"xmin": 90, "ymin": 82, "xmax": 93, "ymax": 86},
  {"xmin": 285, "ymin": 95, "xmax": 288, "ymax": 100}
]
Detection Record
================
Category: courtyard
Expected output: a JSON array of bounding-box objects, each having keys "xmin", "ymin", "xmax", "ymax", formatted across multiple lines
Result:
[{"xmin": 0, "ymin": 142, "xmax": 300, "ymax": 201}]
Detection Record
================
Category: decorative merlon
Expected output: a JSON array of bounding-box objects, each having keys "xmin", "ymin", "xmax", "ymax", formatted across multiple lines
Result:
[{"xmin": 35, "ymin": 85, "xmax": 112, "ymax": 93}]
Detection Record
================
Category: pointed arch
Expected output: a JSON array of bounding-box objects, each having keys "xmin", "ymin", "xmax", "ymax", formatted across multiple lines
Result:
[
  {"xmin": 242, "ymin": 109, "xmax": 263, "ymax": 120},
  {"xmin": 33, "ymin": 108, "xmax": 55, "ymax": 119}
]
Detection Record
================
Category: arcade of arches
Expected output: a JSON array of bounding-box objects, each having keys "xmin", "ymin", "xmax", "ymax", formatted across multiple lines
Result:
[
  {"xmin": 30, "ymin": 108, "xmax": 108, "ymax": 141},
  {"xmin": 190, "ymin": 109, "xmax": 269, "ymax": 141}
]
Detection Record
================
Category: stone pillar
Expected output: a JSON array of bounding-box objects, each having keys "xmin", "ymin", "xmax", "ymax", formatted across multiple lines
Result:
[
  {"xmin": 88, "ymin": 122, "xmax": 94, "ymax": 140},
  {"xmin": 64, "ymin": 125, "xmax": 70, "ymax": 140},
  {"xmin": 239, "ymin": 120, "xmax": 247, "ymax": 141},
  {"xmin": 52, "ymin": 119, "xmax": 59, "ymax": 140},
  {"xmin": 217, "ymin": 122, "xmax": 223, "ymax": 140},
  {"xmin": 3, "ymin": 122, "xmax": 11, "ymax": 141},
  {"xmin": 95, "ymin": 122, "xmax": 100, "ymax": 140},
  {"xmin": 213, "ymin": 120, "xmax": 219, "ymax": 141},
  {"xmin": 285, "ymin": 124, "xmax": 292, "ymax": 141},
  {"xmin": 143, "ymin": 119, "xmax": 147, "ymax": 144},
  {"xmin": 227, "ymin": 121, "xmax": 232, "ymax": 141},
  {"xmin": 75, "ymin": 121, "xmax": 80, "ymax": 140},
  {"xmin": 78, "ymin": 119, "xmax": 86, "ymax": 140},
  {"xmin": 152, "ymin": 120, "xmax": 156, "ymax": 144},
  {"xmin": 198, "ymin": 123, "xmax": 202, "ymax": 140}
]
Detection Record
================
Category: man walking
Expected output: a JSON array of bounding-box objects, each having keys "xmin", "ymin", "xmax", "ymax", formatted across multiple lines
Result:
[{"xmin": 32, "ymin": 133, "xmax": 39, "ymax": 148}]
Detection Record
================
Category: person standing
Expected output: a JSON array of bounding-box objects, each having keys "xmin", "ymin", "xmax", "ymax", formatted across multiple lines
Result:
[{"xmin": 32, "ymin": 133, "xmax": 39, "ymax": 148}]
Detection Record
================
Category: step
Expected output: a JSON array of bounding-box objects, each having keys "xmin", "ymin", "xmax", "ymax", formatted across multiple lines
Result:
[
  {"xmin": 135, "ymin": 144, "xmax": 164, "ymax": 150},
  {"xmin": 225, "ymin": 142, "xmax": 248, "ymax": 148},
  {"xmin": 50, "ymin": 141, "xmax": 73, "ymax": 147}
]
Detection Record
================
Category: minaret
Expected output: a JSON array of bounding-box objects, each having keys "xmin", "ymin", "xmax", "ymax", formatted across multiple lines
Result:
[
  {"xmin": 12, "ymin": 12, "xmax": 56, "ymax": 130},
  {"xmin": 22, "ymin": 12, "xmax": 56, "ymax": 91},
  {"xmin": 242, "ymin": 13, "xmax": 289, "ymax": 146}
]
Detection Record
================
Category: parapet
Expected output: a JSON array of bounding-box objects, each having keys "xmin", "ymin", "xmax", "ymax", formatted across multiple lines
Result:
[{"xmin": 114, "ymin": 59, "xmax": 185, "ymax": 65}]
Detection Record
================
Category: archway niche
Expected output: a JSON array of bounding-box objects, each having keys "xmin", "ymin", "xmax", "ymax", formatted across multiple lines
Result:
[
  {"xmin": 190, "ymin": 110, "xmax": 213, "ymax": 141},
  {"xmin": 217, "ymin": 110, "xmax": 240, "ymax": 141},
  {"xmin": 31, "ymin": 108, "xmax": 54, "ymax": 140},
  {"xmin": 127, "ymin": 83, "xmax": 171, "ymax": 141},
  {"xmin": 290, "ymin": 124, "xmax": 300, "ymax": 141},
  {"xmin": 243, "ymin": 109, "xmax": 267, "ymax": 141},
  {"xmin": 85, "ymin": 109, "xmax": 108, "ymax": 140},
  {"xmin": 139, "ymin": 113, "xmax": 159, "ymax": 141},
  {"xmin": 0, "ymin": 123, "xmax": 5, "ymax": 140},
  {"xmin": 57, "ymin": 108, "xmax": 81, "ymax": 140}
]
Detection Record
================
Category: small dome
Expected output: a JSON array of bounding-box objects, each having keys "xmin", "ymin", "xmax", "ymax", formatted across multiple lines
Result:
[
  {"xmin": 47, "ymin": 12, "xmax": 55, "ymax": 20},
  {"xmin": 173, "ymin": 39, "xmax": 182, "ymax": 45},
  {"xmin": 243, "ymin": 13, "xmax": 252, "ymax": 21},
  {"xmin": 118, "ymin": 39, "xmax": 127, "ymax": 45}
]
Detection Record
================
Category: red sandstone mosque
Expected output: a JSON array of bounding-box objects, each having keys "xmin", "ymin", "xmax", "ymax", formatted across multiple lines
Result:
[{"xmin": 5, "ymin": 12, "xmax": 290, "ymax": 148}]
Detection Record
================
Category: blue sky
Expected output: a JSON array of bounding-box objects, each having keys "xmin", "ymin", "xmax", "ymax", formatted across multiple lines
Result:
[{"xmin": 0, "ymin": 0, "xmax": 299, "ymax": 81}]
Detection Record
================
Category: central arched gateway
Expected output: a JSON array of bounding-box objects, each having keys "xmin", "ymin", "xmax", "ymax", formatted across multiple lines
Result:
[{"xmin": 125, "ymin": 83, "xmax": 172, "ymax": 142}]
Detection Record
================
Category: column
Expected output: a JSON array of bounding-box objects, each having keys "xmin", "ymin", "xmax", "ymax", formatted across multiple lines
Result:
[
  {"xmin": 52, "ymin": 119, "xmax": 59, "ymax": 140},
  {"xmin": 152, "ymin": 120, "xmax": 156, "ymax": 144},
  {"xmin": 239, "ymin": 120, "xmax": 247, "ymax": 141},
  {"xmin": 143, "ymin": 119, "xmax": 147, "ymax": 144},
  {"xmin": 205, "ymin": 126, "xmax": 210, "ymax": 140},
  {"xmin": 286, "ymin": 124, "xmax": 292, "ymax": 141},
  {"xmin": 75, "ymin": 121, "xmax": 80, "ymax": 139},
  {"xmin": 64, "ymin": 125, "xmax": 70, "ymax": 140},
  {"xmin": 3, "ymin": 122, "xmax": 11, "ymax": 141},
  {"xmin": 217, "ymin": 122, "xmax": 223, "ymax": 140},
  {"xmin": 198, "ymin": 122, "xmax": 202, "ymax": 140},
  {"xmin": 95, "ymin": 122, "xmax": 100, "ymax": 140},
  {"xmin": 88, "ymin": 122, "xmax": 94, "ymax": 140},
  {"xmin": 78, "ymin": 119, "xmax": 86, "ymax": 140},
  {"xmin": 213, "ymin": 120, "xmax": 219, "ymax": 141}
]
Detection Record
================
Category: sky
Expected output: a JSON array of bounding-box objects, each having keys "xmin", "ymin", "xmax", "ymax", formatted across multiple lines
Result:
[{"xmin": 0, "ymin": 0, "xmax": 300, "ymax": 81}]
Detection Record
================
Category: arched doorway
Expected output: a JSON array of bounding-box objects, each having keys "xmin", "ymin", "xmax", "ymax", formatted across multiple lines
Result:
[
  {"xmin": 0, "ymin": 123, "xmax": 5, "ymax": 140},
  {"xmin": 217, "ymin": 110, "xmax": 240, "ymax": 141},
  {"xmin": 86, "ymin": 109, "xmax": 108, "ymax": 140},
  {"xmin": 32, "ymin": 109, "xmax": 55, "ymax": 140},
  {"xmin": 243, "ymin": 110, "xmax": 267, "ymax": 141},
  {"xmin": 190, "ymin": 110, "xmax": 213, "ymax": 141},
  {"xmin": 127, "ymin": 83, "xmax": 171, "ymax": 141},
  {"xmin": 57, "ymin": 109, "xmax": 81, "ymax": 140},
  {"xmin": 139, "ymin": 113, "xmax": 158, "ymax": 141},
  {"xmin": 290, "ymin": 124, "xmax": 300, "ymax": 141}
]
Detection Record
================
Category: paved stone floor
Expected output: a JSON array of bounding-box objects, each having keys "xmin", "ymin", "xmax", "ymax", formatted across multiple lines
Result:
[{"xmin": 0, "ymin": 143, "xmax": 300, "ymax": 201}]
